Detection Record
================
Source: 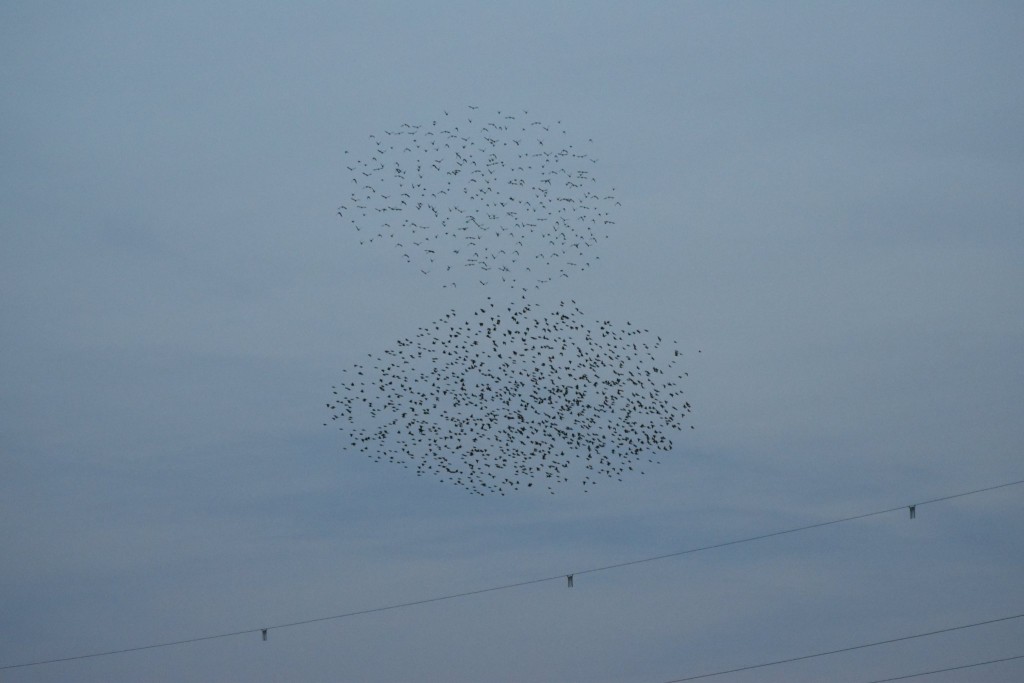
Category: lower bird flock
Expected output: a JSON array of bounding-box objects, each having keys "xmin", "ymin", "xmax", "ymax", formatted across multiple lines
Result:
[{"xmin": 328, "ymin": 106, "xmax": 693, "ymax": 495}]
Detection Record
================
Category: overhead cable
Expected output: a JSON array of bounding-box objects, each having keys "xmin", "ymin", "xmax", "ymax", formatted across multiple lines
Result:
[
  {"xmin": 658, "ymin": 612, "xmax": 1024, "ymax": 682},
  {"xmin": 862, "ymin": 653, "xmax": 1024, "ymax": 683}
]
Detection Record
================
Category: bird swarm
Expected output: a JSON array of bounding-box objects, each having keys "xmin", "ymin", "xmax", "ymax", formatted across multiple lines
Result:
[
  {"xmin": 331, "ymin": 106, "xmax": 693, "ymax": 495},
  {"xmin": 327, "ymin": 300, "xmax": 693, "ymax": 495},
  {"xmin": 336, "ymin": 106, "xmax": 617, "ymax": 292}
]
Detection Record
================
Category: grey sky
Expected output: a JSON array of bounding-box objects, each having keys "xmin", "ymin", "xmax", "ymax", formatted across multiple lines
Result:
[{"xmin": 2, "ymin": 2, "xmax": 1023, "ymax": 681}]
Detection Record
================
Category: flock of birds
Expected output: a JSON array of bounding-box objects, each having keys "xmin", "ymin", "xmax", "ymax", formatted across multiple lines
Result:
[
  {"xmin": 330, "ymin": 106, "xmax": 694, "ymax": 495},
  {"xmin": 326, "ymin": 299, "xmax": 693, "ymax": 495},
  {"xmin": 335, "ymin": 106, "xmax": 618, "ymax": 292}
]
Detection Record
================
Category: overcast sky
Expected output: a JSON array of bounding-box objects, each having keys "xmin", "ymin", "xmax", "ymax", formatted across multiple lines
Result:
[{"xmin": 2, "ymin": 2, "xmax": 1023, "ymax": 681}]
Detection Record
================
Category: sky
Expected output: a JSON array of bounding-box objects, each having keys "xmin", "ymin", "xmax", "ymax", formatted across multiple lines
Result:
[{"xmin": 2, "ymin": 1, "xmax": 1023, "ymax": 681}]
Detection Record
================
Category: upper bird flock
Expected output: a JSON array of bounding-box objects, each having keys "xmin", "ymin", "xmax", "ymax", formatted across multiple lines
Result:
[
  {"xmin": 329, "ymin": 106, "xmax": 694, "ymax": 495},
  {"xmin": 335, "ymin": 106, "xmax": 617, "ymax": 292}
]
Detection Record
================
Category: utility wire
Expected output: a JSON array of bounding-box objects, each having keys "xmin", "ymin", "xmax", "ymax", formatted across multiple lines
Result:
[
  {"xmin": 576, "ymin": 477, "xmax": 1024, "ymax": 578},
  {"xmin": 863, "ymin": 653, "xmax": 1024, "ymax": 683},
  {"xmin": 3, "ymin": 477, "xmax": 1021, "ymax": 671},
  {"xmin": 658, "ymin": 612, "xmax": 1024, "ymax": 682}
]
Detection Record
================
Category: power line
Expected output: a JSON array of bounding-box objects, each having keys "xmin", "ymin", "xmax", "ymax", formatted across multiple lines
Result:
[
  {"xmin": 576, "ymin": 477, "xmax": 1024, "ymax": 578},
  {"xmin": 863, "ymin": 653, "xmax": 1024, "ymax": 683},
  {"xmin": 3, "ymin": 477, "xmax": 1021, "ymax": 671},
  {"xmin": 912, "ymin": 478, "xmax": 1024, "ymax": 506},
  {"xmin": 658, "ymin": 612, "xmax": 1024, "ymax": 682}
]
